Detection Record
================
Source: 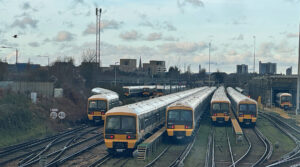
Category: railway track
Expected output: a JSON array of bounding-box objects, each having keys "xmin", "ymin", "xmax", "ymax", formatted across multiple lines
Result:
[
  {"xmin": 213, "ymin": 126, "xmax": 234, "ymax": 167},
  {"xmin": 260, "ymin": 112, "xmax": 300, "ymax": 166},
  {"xmin": 0, "ymin": 126, "xmax": 105, "ymax": 167},
  {"xmin": 234, "ymin": 128, "xmax": 271, "ymax": 167}
]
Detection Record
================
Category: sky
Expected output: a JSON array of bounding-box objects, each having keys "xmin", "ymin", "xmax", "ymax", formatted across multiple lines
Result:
[{"xmin": 0, "ymin": 0, "xmax": 299, "ymax": 74}]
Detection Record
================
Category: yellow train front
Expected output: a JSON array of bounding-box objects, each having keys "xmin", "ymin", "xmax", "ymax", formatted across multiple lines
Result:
[
  {"xmin": 276, "ymin": 93, "xmax": 292, "ymax": 110},
  {"xmin": 227, "ymin": 87, "xmax": 257, "ymax": 126},
  {"xmin": 166, "ymin": 106, "xmax": 194, "ymax": 139},
  {"xmin": 210, "ymin": 86, "xmax": 231, "ymax": 124},
  {"xmin": 87, "ymin": 92, "xmax": 119, "ymax": 123},
  {"xmin": 166, "ymin": 87, "xmax": 216, "ymax": 139},
  {"xmin": 104, "ymin": 87, "xmax": 204, "ymax": 154}
]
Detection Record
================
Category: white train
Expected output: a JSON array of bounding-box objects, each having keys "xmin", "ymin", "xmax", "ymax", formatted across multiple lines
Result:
[
  {"xmin": 166, "ymin": 87, "xmax": 215, "ymax": 139},
  {"xmin": 104, "ymin": 87, "xmax": 204, "ymax": 153},
  {"xmin": 210, "ymin": 86, "xmax": 231, "ymax": 124},
  {"xmin": 227, "ymin": 87, "xmax": 257, "ymax": 126}
]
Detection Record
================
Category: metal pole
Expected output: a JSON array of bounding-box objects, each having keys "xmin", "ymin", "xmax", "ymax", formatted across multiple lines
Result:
[
  {"xmin": 99, "ymin": 8, "xmax": 102, "ymax": 67},
  {"xmin": 253, "ymin": 36, "xmax": 256, "ymax": 73},
  {"xmin": 209, "ymin": 42, "xmax": 211, "ymax": 86},
  {"xmin": 16, "ymin": 48, "xmax": 18, "ymax": 64},
  {"xmin": 115, "ymin": 65, "xmax": 117, "ymax": 86},
  {"xmin": 297, "ymin": 24, "xmax": 300, "ymax": 115},
  {"xmin": 95, "ymin": 8, "xmax": 98, "ymax": 64}
]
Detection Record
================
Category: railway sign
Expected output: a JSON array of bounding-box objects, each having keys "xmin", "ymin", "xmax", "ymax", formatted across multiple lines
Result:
[
  {"xmin": 50, "ymin": 112, "xmax": 57, "ymax": 120},
  {"xmin": 50, "ymin": 108, "xmax": 59, "ymax": 112},
  {"xmin": 58, "ymin": 111, "xmax": 66, "ymax": 120}
]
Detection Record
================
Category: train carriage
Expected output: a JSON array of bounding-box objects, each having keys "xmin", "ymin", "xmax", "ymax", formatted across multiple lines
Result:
[
  {"xmin": 210, "ymin": 86, "xmax": 231, "ymax": 124},
  {"xmin": 276, "ymin": 93, "xmax": 292, "ymax": 110},
  {"xmin": 166, "ymin": 87, "xmax": 215, "ymax": 139},
  {"xmin": 104, "ymin": 87, "xmax": 206, "ymax": 153},
  {"xmin": 123, "ymin": 86, "xmax": 144, "ymax": 97},
  {"xmin": 87, "ymin": 89, "xmax": 120, "ymax": 123},
  {"xmin": 142, "ymin": 85, "xmax": 156, "ymax": 96},
  {"xmin": 227, "ymin": 87, "xmax": 258, "ymax": 126}
]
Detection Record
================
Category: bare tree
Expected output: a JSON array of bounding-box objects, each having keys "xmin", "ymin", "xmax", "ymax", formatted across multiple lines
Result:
[{"xmin": 81, "ymin": 49, "xmax": 96, "ymax": 63}]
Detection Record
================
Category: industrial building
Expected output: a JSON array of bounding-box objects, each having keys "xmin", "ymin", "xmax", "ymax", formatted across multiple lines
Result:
[
  {"xmin": 259, "ymin": 61, "xmax": 277, "ymax": 75},
  {"xmin": 236, "ymin": 64, "xmax": 248, "ymax": 74},
  {"xmin": 119, "ymin": 59, "xmax": 137, "ymax": 72},
  {"xmin": 143, "ymin": 60, "xmax": 166, "ymax": 75}
]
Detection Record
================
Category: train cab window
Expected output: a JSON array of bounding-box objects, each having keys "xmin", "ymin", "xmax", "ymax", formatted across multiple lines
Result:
[
  {"xmin": 88, "ymin": 100, "xmax": 107, "ymax": 112},
  {"xmin": 220, "ymin": 104, "xmax": 229, "ymax": 111},
  {"xmin": 212, "ymin": 104, "xmax": 220, "ymax": 110},
  {"xmin": 181, "ymin": 110, "xmax": 192, "ymax": 121},
  {"xmin": 168, "ymin": 110, "xmax": 180, "ymax": 120},
  {"xmin": 282, "ymin": 96, "xmax": 291, "ymax": 102},
  {"xmin": 239, "ymin": 104, "xmax": 247, "ymax": 112},
  {"xmin": 168, "ymin": 110, "xmax": 192, "ymax": 124},
  {"xmin": 105, "ymin": 116, "xmax": 136, "ymax": 134}
]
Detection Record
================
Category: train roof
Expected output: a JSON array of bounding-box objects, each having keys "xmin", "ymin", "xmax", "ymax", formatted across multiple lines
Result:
[
  {"xmin": 227, "ymin": 87, "xmax": 257, "ymax": 104},
  {"xmin": 168, "ymin": 87, "xmax": 215, "ymax": 110},
  {"xmin": 211, "ymin": 86, "xmax": 230, "ymax": 103},
  {"xmin": 91, "ymin": 87, "xmax": 116, "ymax": 95},
  {"xmin": 88, "ymin": 92, "xmax": 119, "ymax": 101},
  {"xmin": 277, "ymin": 92, "xmax": 292, "ymax": 97},
  {"xmin": 122, "ymin": 86, "xmax": 145, "ymax": 89},
  {"xmin": 106, "ymin": 87, "xmax": 206, "ymax": 117},
  {"xmin": 235, "ymin": 87, "xmax": 244, "ymax": 93}
]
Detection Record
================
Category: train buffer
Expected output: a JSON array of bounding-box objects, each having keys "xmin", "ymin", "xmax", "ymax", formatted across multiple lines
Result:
[
  {"xmin": 231, "ymin": 118, "xmax": 243, "ymax": 143},
  {"xmin": 137, "ymin": 127, "xmax": 166, "ymax": 160}
]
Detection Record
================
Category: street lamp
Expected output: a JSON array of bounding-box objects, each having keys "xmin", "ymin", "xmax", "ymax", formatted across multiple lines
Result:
[
  {"xmin": 114, "ymin": 62, "xmax": 119, "ymax": 86},
  {"xmin": 253, "ymin": 36, "xmax": 256, "ymax": 73}
]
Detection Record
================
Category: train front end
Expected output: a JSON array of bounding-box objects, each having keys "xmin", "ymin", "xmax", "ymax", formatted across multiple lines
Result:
[
  {"xmin": 166, "ymin": 106, "xmax": 194, "ymax": 139},
  {"xmin": 237, "ymin": 102, "xmax": 257, "ymax": 126},
  {"xmin": 87, "ymin": 97, "xmax": 107, "ymax": 122},
  {"xmin": 211, "ymin": 101, "xmax": 230, "ymax": 123},
  {"xmin": 104, "ymin": 112, "xmax": 138, "ymax": 153}
]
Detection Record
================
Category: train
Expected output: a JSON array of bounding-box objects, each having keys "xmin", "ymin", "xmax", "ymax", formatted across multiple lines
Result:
[
  {"xmin": 227, "ymin": 87, "xmax": 258, "ymax": 126},
  {"xmin": 210, "ymin": 86, "xmax": 231, "ymax": 124},
  {"xmin": 166, "ymin": 87, "xmax": 215, "ymax": 139},
  {"xmin": 123, "ymin": 85, "xmax": 186, "ymax": 97},
  {"xmin": 104, "ymin": 87, "xmax": 203, "ymax": 153},
  {"xmin": 276, "ymin": 93, "xmax": 292, "ymax": 110},
  {"xmin": 123, "ymin": 86, "xmax": 144, "ymax": 97},
  {"xmin": 87, "ymin": 88, "xmax": 120, "ymax": 123}
]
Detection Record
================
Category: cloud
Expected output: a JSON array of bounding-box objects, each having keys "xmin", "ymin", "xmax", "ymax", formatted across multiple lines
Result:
[
  {"xmin": 158, "ymin": 42, "xmax": 207, "ymax": 54},
  {"xmin": 11, "ymin": 16, "xmax": 38, "ymax": 29},
  {"xmin": 53, "ymin": 31, "xmax": 75, "ymax": 42},
  {"xmin": 28, "ymin": 42, "xmax": 40, "ymax": 47},
  {"xmin": 164, "ymin": 36, "xmax": 178, "ymax": 41},
  {"xmin": 286, "ymin": 33, "xmax": 298, "ymax": 38},
  {"xmin": 177, "ymin": 0, "xmax": 204, "ymax": 13},
  {"xmin": 232, "ymin": 34, "xmax": 244, "ymax": 40},
  {"xmin": 146, "ymin": 32, "xmax": 162, "ymax": 41},
  {"xmin": 119, "ymin": 30, "xmax": 142, "ymax": 41},
  {"xmin": 83, "ymin": 20, "xmax": 123, "ymax": 35},
  {"xmin": 138, "ymin": 14, "xmax": 177, "ymax": 31},
  {"xmin": 22, "ymin": 2, "xmax": 31, "ymax": 10}
]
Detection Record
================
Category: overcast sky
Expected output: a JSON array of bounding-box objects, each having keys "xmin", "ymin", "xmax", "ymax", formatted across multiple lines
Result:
[{"xmin": 0, "ymin": 0, "xmax": 299, "ymax": 73}]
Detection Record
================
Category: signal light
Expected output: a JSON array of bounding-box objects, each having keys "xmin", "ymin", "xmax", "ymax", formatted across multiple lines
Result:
[{"xmin": 185, "ymin": 125, "xmax": 191, "ymax": 129}]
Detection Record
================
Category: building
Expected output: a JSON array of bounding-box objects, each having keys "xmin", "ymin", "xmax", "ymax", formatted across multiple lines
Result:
[
  {"xmin": 142, "ymin": 60, "xmax": 166, "ymax": 75},
  {"xmin": 236, "ymin": 64, "xmax": 248, "ymax": 74},
  {"xmin": 119, "ymin": 59, "xmax": 136, "ymax": 72},
  {"xmin": 259, "ymin": 61, "xmax": 277, "ymax": 75},
  {"xmin": 286, "ymin": 66, "xmax": 292, "ymax": 75}
]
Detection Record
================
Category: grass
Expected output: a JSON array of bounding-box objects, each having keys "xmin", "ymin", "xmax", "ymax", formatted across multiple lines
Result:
[
  {"xmin": 0, "ymin": 93, "xmax": 54, "ymax": 148},
  {"xmin": 256, "ymin": 116, "xmax": 296, "ymax": 162},
  {"xmin": 184, "ymin": 115, "xmax": 211, "ymax": 167}
]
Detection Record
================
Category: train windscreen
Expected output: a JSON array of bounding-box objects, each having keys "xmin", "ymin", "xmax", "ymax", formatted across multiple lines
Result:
[
  {"xmin": 88, "ymin": 100, "xmax": 107, "ymax": 112},
  {"xmin": 212, "ymin": 103, "xmax": 229, "ymax": 114},
  {"xmin": 282, "ymin": 96, "xmax": 291, "ymax": 103},
  {"xmin": 105, "ymin": 116, "xmax": 136, "ymax": 134},
  {"xmin": 167, "ymin": 110, "xmax": 192, "ymax": 125},
  {"xmin": 239, "ymin": 104, "xmax": 256, "ymax": 116}
]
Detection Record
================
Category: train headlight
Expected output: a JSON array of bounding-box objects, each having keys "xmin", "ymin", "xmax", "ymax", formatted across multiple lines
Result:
[
  {"xmin": 90, "ymin": 112, "xmax": 94, "ymax": 115},
  {"xmin": 213, "ymin": 113, "xmax": 217, "ymax": 116},
  {"xmin": 126, "ymin": 134, "xmax": 136, "ymax": 139},
  {"xmin": 101, "ymin": 112, "xmax": 105, "ymax": 115},
  {"xmin": 105, "ymin": 135, "xmax": 114, "ymax": 139},
  {"xmin": 185, "ymin": 125, "xmax": 192, "ymax": 129},
  {"xmin": 167, "ymin": 124, "xmax": 175, "ymax": 129}
]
